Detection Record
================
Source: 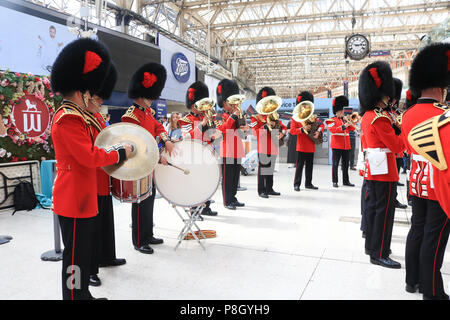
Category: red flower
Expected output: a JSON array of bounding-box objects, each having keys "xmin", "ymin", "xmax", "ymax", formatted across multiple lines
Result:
[{"xmin": 11, "ymin": 156, "xmax": 18, "ymax": 162}]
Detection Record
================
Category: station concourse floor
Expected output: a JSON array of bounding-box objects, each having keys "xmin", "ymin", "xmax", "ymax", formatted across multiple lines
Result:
[{"xmin": 1, "ymin": 163, "xmax": 449, "ymax": 300}]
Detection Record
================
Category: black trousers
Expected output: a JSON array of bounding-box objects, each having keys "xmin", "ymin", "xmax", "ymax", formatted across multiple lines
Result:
[
  {"xmin": 396, "ymin": 157, "xmax": 404, "ymax": 174},
  {"xmin": 364, "ymin": 180, "xmax": 397, "ymax": 259},
  {"xmin": 91, "ymin": 195, "xmax": 118, "ymax": 275},
  {"xmin": 294, "ymin": 151, "xmax": 314, "ymax": 187},
  {"xmin": 349, "ymin": 137, "xmax": 356, "ymax": 168},
  {"xmin": 131, "ymin": 184, "xmax": 156, "ymax": 247},
  {"xmin": 360, "ymin": 179, "xmax": 368, "ymax": 233},
  {"xmin": 332, "ymin": 149, "xmax": 350, "ymax": 184},
  {"xmin": 59, "ymin": 215, "xmax": 95, "ymax": 300},
  {"xmin": 405, "ymin": 196, "xmax": 450, "ymax": 297},
  {"xmin": 221, "ymin": 158, "xmax": 241, "ymax": 206},
  {"xmin": 257, "ymin": 153, "xmax": 277, "ymax": 195}
]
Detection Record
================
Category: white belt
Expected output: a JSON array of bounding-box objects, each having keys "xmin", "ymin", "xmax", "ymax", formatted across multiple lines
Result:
[
  {"xmin": 366, "ymin": 148, "xmax": 391, "ymax": 153},
  {"xmin": 412, "ymin": 154, "xmax": 430, "ymax": 163},
  {"xmin": 331, "ymin": 133, "xmax": 349, "ymax": 136}
]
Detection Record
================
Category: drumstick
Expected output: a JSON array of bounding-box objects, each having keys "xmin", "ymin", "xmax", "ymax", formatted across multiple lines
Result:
[{"xmin": 167, "ymin": 162, "xmax": 190, "ymax": 175}]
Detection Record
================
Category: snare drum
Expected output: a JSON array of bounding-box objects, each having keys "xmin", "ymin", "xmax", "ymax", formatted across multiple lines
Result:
[
  {"xmin": 110, "ymin": 174, "xmax": 153, "ymax": 203},
  {"xmin": 154, "ymin": 140, "xmax": 220, "ymax": 207}
]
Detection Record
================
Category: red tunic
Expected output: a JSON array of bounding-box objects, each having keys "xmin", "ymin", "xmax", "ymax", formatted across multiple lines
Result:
[
  {"xmin": 51, "ymin": 102, "xmax": 120, "ymax": 219},
  {"xmin": 121, "ymin": 103, "xmax": 169, "ymax": 142},
  {"xmin": 250, "ymin": 114, "xmax": 287, "ymax": 155},
  {"xmin": 433, "ymin": 117, "xmax": 450, "ymax": 217},
  {"xmin": 360, "ymin": 109, "xmax": 405, "ymax": 182},
  {"xmin": 400, "ymin": 99, "xmax": 447, "ymax": 200},
  {"xmin": 178, "ymin": 112, "xmax": 215, "ymax": 144},
  {"xmin": 325, "ymin": 116, "xmax": 355, "ymax": 150},
  {"xmin": 289, "ymin": 118, "xmax": 324, "ymax": 153},
  {"xmin": 216, "ymin": 112, "xmax": 245, "ymax": 159},
  {"xmin": 89, "ymin": 112, "xmax": 110, "ymax": 196}
]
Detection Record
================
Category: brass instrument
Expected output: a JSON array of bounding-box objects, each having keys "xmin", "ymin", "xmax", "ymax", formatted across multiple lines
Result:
[
  {"xmin": 226, "ymin": 94, "xmax": 247, "ymax": 127},
  {"xmin": 255, "ymin": 95, "xmax": 282, "ymax": 132},
  {"xmin": 195, "ymin": 97, "xmax": 216, "ymax": 128},
  {"xmin": 292, "ymin": 101, "xmax": 323, "ymax": 144}
]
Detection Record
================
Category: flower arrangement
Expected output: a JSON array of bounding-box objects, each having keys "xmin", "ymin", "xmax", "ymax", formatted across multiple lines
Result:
[{"xmin": 0, "ymin": 70, "xmax": 62, "ymax": 163}]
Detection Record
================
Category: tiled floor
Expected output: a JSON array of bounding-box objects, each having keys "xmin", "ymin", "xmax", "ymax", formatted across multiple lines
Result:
[{"xmin": 1, "ymin": 163, "xmax": 449, "ymax": 300}]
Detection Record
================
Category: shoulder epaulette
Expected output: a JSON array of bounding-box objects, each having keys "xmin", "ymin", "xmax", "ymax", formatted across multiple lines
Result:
[
  {"xmin": 371, "ymin": 108, "xmax": 392, "ymax": 125},
  {"xmin": 54, "ymin": 104, "xmax": 85, "ymax": 125},
  {"xmin": 179, "ymin": 115, "xmax": 193, "ymax": 124},
  {"xmin": 433, "ymin": 102, "xmax": 449, "ymax": 111},
  {"xmin": 121, "ymin": 106, "xmax": 140, "ymax": 123},
  {"xmin": 408, "ymin": 110, "xmax": 450, "ymax": 170}
]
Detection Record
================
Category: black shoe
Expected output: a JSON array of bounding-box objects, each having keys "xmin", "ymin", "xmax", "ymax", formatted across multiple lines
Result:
[
  {"xmin": 259, "ymin": 193, "xmax": 269, "ymax": 198},
  {"xmin": 232, "ymin": 201, "xmax": 245, "ymax": 207},
  {"xmin": 99, "ymin": 258, "xmax": 126, "ymax": 268},
  {"xmin": 362, "ymin": 232, "xmax": 366, "ymax": 239},
  {"xmin": 350, "ymin": 167, "xmax": 357, "ymax": 171},
  {"xmin": 305, "ymin": 184, "xmax": 318, "ymax": 190},
  {"xmin": 397, "ymin": 182, "xmax": 405, "ymax": 186},
  {"xmin": 89, "ymin": 274, "xmax": 101, "ymax": 287},
  {"xmin": 267, "ymin": 190, "xmax": 281, "ymax": 196},
  {"xmin": 408, "ymin": 200, "xmax": 413, "ymax": 206},
  {"xmin": 225, "ymin": 204, "xmax": 236, "ymax": 210},
  {"xmin": 149, "ymin": 237, "xmax": 163, "ymax": 245},
  {"xmin": 237, "ymin": 186, "xmax": 247, "ymax": 191},
  {"xmin": 365, "ymin": 249, "xmax": 370, "ymax": 255},
  {"xmin": 370, "ymin": 257, "xmax": 401, "ymax": 269},
  {"xmin": 93, "ymin": 297, "xmax": 108, "ymax": 300},
  {"xmin": 395, "ymin": 201, "xmax": 407, "ymax": 209},
  {"xmin": 343, "ymin": 182, "xmax": 355, "ymax": 187},
  {"xmin": 333, "ymin": 183, "xmax": 339, "ymax": 188},
  {"xmin": 423, "ymin": 293, "xmax": 450, "ymax": 300},
  {"xmin": 294, "ymin": 186, "xmax": 300, "ymax": 192},
  {"xmin": 405, "ymin": 283, "xmax": 419, "ymax": 294},
  {"xmin": 134, "ymin": 244, "xmax": 154, "ymax": 254},
  {"xmin": 401, "ymin": 171, "xmax": 407, "ymax": 174},
  {"xmin": 202, "ymin": 208, "xmax": 218, "ymax": 216}
]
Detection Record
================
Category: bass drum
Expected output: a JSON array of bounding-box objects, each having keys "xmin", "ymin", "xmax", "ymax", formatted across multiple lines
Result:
[{"xmin": 154, "ymin": 140, "xmax": 220, "ymax": 207}]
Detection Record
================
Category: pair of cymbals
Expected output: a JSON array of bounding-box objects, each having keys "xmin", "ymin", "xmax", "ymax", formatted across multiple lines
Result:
[{"xmin": 94, "ymin": 122, "xmax": 159, "ymax": 180}]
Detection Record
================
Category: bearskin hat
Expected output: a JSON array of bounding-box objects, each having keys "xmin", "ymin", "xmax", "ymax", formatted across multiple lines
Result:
[
  {"xmin": 358, "ymin": 61, "xmax": 394, "ymax": 114},
  {"xmin": 404, "ymin": 89, "xmax": 418, "ymax": 110},
  {"xmin": 186, "ymin": 81, "xmax": 209, "ymax": 109},
  {"xmin": 296, "ymin": 91, "xmax": 314, "ymax": 104},
  {"xmin": 51, "ymin": 38, "xmax": 111, "ymax": 96},
  {"xmin": 409, "ymin": 42, "xmax": 450, "ymax": 94},
  {"xmin": 256, "ymin": 87, "xmax": 276, "ymax": 105},
  {"xmin": 216, "ymin": 79, "xmax": 239, "ymax": 108},
  {"xmin": 332, "ymin": 95, "xmax": 349, "ymax": 115},
  {"xmin": 392, "ymin": 78, "xmax": 403, "ymax": 107},
  {"xmin": 128, "ymin": 62, "xmax": 167, "ymax": 100},
  {"xmin": 96, "ymin": 62, "xmax": 117, "ymax": 100}
]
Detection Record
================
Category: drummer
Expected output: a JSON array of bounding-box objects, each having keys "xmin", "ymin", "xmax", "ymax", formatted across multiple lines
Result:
[
  {"xmin": 122, "ymin": 62, "xmax": 175, "ymax": 255},
  {"xmin": 178, "ymin": 81, "xmax": 219, "ymax": 216}
]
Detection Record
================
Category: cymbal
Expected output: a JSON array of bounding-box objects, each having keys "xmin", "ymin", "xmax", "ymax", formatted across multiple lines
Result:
[{"xmin": 94, "ymin": 122, "xmax": 159, "ymax": 180}]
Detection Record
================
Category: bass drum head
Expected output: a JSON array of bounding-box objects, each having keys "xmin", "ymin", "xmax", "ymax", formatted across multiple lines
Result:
[{"xmin": 154, "ymin": 140, "xmax": 220, "ymax": 207}]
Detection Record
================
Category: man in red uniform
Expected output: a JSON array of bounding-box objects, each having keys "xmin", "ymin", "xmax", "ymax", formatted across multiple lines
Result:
[
  {"xmin": 250, "ymin": 87, "xmax": 286, "ymax": 198},
  {"xmin": 325, "ymin": 95, "xmax": 355, "ymax": 188},
  {"xmin": 215, "ymin": 79, "xmax": 249, "ymax": 210},
  {"xmin": 401, "ymin": 42, "xmax": 450, "ymax": 299},
  {"xmin": 50, "ymin": 38, "xmax": 132, "ymax": 300},
  {"xmin": 122, "ymin": 62, "xmax": 175, "ymax": 254},
  {"xmin": 358, "ymin": 60, "xmax": 405, "ymax": 269},
  {"xmin": 290, "ymin": 91, "xmax": 324, "ymax": 191},
  {"xmin": 178, "ymin": 81, "xmax": 218, "ymax": 216},
  {"xmin": 86, "ymin": 63, "xmax": 126, "ymax": 287}
]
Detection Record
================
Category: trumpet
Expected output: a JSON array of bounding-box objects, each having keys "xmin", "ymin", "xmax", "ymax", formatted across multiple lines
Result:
[
  {"xmin": 226, "ymin": 94, "xmax": 247, "ymax": 127},
  {"xmin": 195, "ymin": 97, "xmax": 216, "ymax": 128},
  {"xmin": 255, "ymin": 95, "xmax": 282, "ymax": 131}
]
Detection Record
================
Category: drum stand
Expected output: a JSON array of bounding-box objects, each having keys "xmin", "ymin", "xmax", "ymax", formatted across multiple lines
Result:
[{"xmin": 172, "ymin": 204, "xmax": 206, "ymax": 251}]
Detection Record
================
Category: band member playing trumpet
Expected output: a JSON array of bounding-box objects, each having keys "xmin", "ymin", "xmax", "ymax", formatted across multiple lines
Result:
[
  {"xmin": 250, "ymin": 87, "xmax": 286, "ymax": 198},
  {"xmin": 215, "ymin": 79, "xmax": 249, "ymax": 210},
  {"xmin": 359, "ymin": 61, "xmax": 405, "ymax": 269},
  {"xmin": 290, "ymin": 91, "xmax": 323, "ymax": 191},
  {"xmin": 401, "ymin": 43, "xmax": 450, "ymax": 299},
  {"xmin": 325, "ymin": 95, "xmax": 355, "ymax": 188},
  {"xmin": 122, "ymin": 62, "xmax": 175, "ymax": 254},
  {"xmin": 50, "ymin": 38, "xmax": 132, "ymax": 300},
  {"xmin": 178, "ymin": 81, "xmax": 218, "ymax": 216}
]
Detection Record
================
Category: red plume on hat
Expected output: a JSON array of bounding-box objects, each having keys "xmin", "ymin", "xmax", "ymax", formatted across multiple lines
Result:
[
  {"xmin": 332, "ymin": 98, "xmax": 335, "ymax": 107},
  {"xmin": 297, "ymin": 95, "xmax": 302, "ymax": 103},
  {"xmin": 142, "ymin": 72, "xmax": 157, "ymax": 88},
  {"xmin": 262, "ymin": 90, "xmax": 268, "ymax": 98},
  {"xmin": 83, "ymin": 51, "xmax": 102, "ymax": 74},
  {"xmin": 188, "ymin": 88, "xmax": 196, "ymax": 100},
  {"xmin": 369, "ymin": 67, "xmax": 382, "ymax": 88},
  {"xmin": 217, "ymin": 85, "xmax": 222, "ymax": 95}
]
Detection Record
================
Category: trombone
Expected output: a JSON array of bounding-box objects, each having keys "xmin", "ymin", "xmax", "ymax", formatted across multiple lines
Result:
[
  {"xmin": 195, "ymin": 97, "xmax": 216, "ymax": 128},
  {"xmin": 255, "ymin": 95, "xmax": 282, "ymax": 131}
]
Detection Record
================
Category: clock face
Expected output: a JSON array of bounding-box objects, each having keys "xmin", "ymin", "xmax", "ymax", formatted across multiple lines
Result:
[{"xmin": 346, "ymin": 34, "xmax": 369, "ymax": 60}]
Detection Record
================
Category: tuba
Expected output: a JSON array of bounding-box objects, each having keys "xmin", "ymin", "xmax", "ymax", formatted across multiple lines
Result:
[
  {"xmin": 226, "ymin": 94, "xmax": 247, "ymax": 127},
  {"xmin": 195, "ymin": 97, "xmax": 216, "ymax": 128},
  {"xmin": 255, "ymin": 95, "xmax": 285, "ymax": 145},
  {"xmin": 292, "ymin": 101, "xmax": 323, "ymax": 144}
]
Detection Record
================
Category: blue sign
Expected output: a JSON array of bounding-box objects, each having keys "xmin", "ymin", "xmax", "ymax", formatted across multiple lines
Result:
[
  {"xmin": 171, "ymin": 52, "xmax": 190, "ymax": 83},
  {"xmin": 151, "ymin": 99, "xmax": 167, "ymax": 119},
  {"xmin": 370, "ymin": 50, "xmax": 391, "ymax": 57}
]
